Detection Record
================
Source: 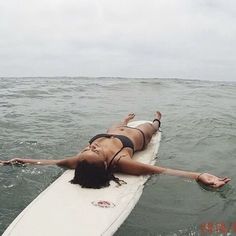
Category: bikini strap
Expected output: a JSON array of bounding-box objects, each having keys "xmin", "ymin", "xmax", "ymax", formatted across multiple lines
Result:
[
  {"xmin": 89, "ymin": 133, "xmax": 111, "ymax": 144},
  {"xmin": 107, "ymin": 147, "xmax": 124, "ymax": 170}
]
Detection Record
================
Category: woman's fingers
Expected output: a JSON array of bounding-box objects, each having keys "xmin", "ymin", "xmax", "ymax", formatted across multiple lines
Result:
[
  {"xmin": 0, "ymin": 158, "xmax": 26, "ymax": 165},
  {"xmin": 0, "ymin": 160, "xmax": 10, "ymax": 165},
  {"xmin": 219, "ymin": 177, "xmax": 231, "ymax": 183},
  {"xmin": 209, "ymin": 177, "xmax": 231, "ymax": 188},
  {"xmin": 129, "ymin": 113, "xmax": 135, "ymax": 118},
  {"xmin": 223, "ymin": 178, "xmax": 231, "ymax": 183},
  {"xmin": 219, "ymin": 177, "xmax": 228, "ymax": 181}
]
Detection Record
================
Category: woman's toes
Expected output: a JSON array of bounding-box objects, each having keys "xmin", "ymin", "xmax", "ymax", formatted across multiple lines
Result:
[
  {"xmin": 129, "ymin": 113, "xmax": 135, "ymax": 119},
  {"xmin": 155, "ymin": 111, "xmax": 162, "ymax": 120}
]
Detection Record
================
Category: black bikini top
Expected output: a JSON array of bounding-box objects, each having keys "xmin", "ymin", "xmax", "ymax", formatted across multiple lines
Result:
[
  {"xmin": 89, "ymin": 133, "xmax": 134, "ymax": 169},
  {"xmin": 89, "ymin": 134, "xmax": 134, "ymax": 151}
]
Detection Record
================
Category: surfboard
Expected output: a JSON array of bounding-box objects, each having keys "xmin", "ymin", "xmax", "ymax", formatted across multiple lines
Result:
[{"xmin": 3, "ymin": 120, "xmax": 161, "ymax": 236}]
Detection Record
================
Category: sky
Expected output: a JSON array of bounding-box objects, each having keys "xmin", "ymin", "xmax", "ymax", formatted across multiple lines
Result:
[{"xmin": 0, "ymin": 0, "xmax": 236, "ymax": 81}]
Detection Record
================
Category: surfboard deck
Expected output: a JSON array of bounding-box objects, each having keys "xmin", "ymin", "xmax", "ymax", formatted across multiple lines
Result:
[{"xmin": 3, "ymin": 120, "xmax": 161, "ymax": 236}]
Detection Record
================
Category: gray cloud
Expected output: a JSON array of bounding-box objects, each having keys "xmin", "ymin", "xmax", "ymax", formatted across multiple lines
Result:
[{"xmin": 0, "ymin": 0, "xmax": 236, "ymax": 81}]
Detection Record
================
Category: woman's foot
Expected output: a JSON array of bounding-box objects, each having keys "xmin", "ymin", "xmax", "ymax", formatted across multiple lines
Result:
[
  {"xmin": 124, "ymin": 113, "xmax": 135, "ymax": 124},
  {"xmin": 153, "ymin": 111, "xmax": 162, "ymax": 130},
  {"xmin": 155, "ymin": 111, "xmax": 162, "ymax": 121}
]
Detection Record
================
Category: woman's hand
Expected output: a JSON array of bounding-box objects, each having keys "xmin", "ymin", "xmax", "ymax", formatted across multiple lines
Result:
[
  {"xmin": 0, "ymin": 158, "xmax": 27, "ymax": 165},
  {"xmin": 0, "ymin": 156, "xmax": 78, "ymax": 168},
  {"xmin": 196, "ymin": 173, "xmax": 231, "ymax": 188}
]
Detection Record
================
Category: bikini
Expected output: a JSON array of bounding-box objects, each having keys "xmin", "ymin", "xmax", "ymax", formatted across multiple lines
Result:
[
  {"xmin": 88, "ymin": 119, "xmax": 161, "ymax": 170},
  {"xmin": 89, "ymin": 127, "xmax": 146, "ymax": 170},
  {"xmin": 123, "ymin": 126, "xmax": 146, "ymax": 150}
]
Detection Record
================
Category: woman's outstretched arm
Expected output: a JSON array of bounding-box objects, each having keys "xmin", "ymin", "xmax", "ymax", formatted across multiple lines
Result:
[
  {"xmin": 117, "ymin": 158, "xmax": 231, "ymax": 188},
  {"xmin": 0, "ymin": 155, "xmax": 80, "ymax": 169}
]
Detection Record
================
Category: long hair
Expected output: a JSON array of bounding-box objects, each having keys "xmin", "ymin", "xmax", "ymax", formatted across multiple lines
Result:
[{"xmin": 70, "ymin": 159, "xmax": 126, "ymax": 189}]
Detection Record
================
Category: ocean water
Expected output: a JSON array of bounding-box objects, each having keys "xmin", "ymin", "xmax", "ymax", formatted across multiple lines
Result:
[{"xmin": 0, "ymin": 77, "xmax": 236, "ymax": 235}]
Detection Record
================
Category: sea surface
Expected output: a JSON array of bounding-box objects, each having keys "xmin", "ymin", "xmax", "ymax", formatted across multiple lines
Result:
[{"xmin": 0, "ymin": 77, "xmax": 236, "ymax": 235}]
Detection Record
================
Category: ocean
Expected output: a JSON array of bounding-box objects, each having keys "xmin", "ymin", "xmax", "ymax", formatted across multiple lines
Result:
[{"xmin": 0, "ymin": 77, "xmax": 236, "ymax": 235}]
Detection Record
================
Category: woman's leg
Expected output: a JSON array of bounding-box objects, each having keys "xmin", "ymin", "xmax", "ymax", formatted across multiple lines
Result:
[
  {"xmin": 107, "ymin": 113, "xmax": 135, "ymax": 133},
  {"xmin": 136, "ymin": 111, "xmax": 162, "ymax": 145},
  {"xmin": 151, "ymin": 111, "xmax": 162, "ymax": 131}
]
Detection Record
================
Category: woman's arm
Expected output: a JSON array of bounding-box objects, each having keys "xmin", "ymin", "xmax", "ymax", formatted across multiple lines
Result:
[
  {"xmin": 117, "ymin": 158, "xmax": 231, "ymax": 188},
  {"xmin": 0, "ymin": 155, "xmax": 80, "ymax": 169}
]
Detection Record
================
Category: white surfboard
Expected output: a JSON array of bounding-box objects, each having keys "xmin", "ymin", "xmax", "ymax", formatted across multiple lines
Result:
[{"xmin": 3, "ymin": 120, "xmax": 161, "ymax": 236}]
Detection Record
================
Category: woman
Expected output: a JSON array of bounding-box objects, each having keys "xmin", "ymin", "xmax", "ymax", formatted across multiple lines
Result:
[{"xmin": 0, "ymin": 111, "xmax": 231, "ymax": 188}]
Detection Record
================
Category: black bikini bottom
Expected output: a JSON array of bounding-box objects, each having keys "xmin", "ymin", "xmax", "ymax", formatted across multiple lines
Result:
[{"xmin": 124, "ymin": 126, "xmax": 146, "ymax": 151}]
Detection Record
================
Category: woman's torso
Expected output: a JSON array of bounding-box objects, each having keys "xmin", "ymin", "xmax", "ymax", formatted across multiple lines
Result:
[
  {"xmin": 88, "ymin": 126, "xmax": 146, "ymax": 169},
  {"xmin": 107, "ymin": 126, "xmax": 145, "ymax": 151}
]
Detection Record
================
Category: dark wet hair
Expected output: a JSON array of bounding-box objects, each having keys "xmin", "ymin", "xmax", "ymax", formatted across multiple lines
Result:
[{"xmin": 70, "ymin": 159, "xmax": 126, "ymax": 189}]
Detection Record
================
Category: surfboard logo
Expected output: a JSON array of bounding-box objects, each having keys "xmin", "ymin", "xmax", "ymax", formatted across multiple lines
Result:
[{"xmin": 92, "ymin": 200, "xmax": 116, "ymax": 208}]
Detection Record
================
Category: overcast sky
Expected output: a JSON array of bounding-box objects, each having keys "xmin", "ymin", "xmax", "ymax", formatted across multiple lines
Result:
[{"xmin": 0, "ymin": 0, "xmax": 236, "ymax": 81}]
